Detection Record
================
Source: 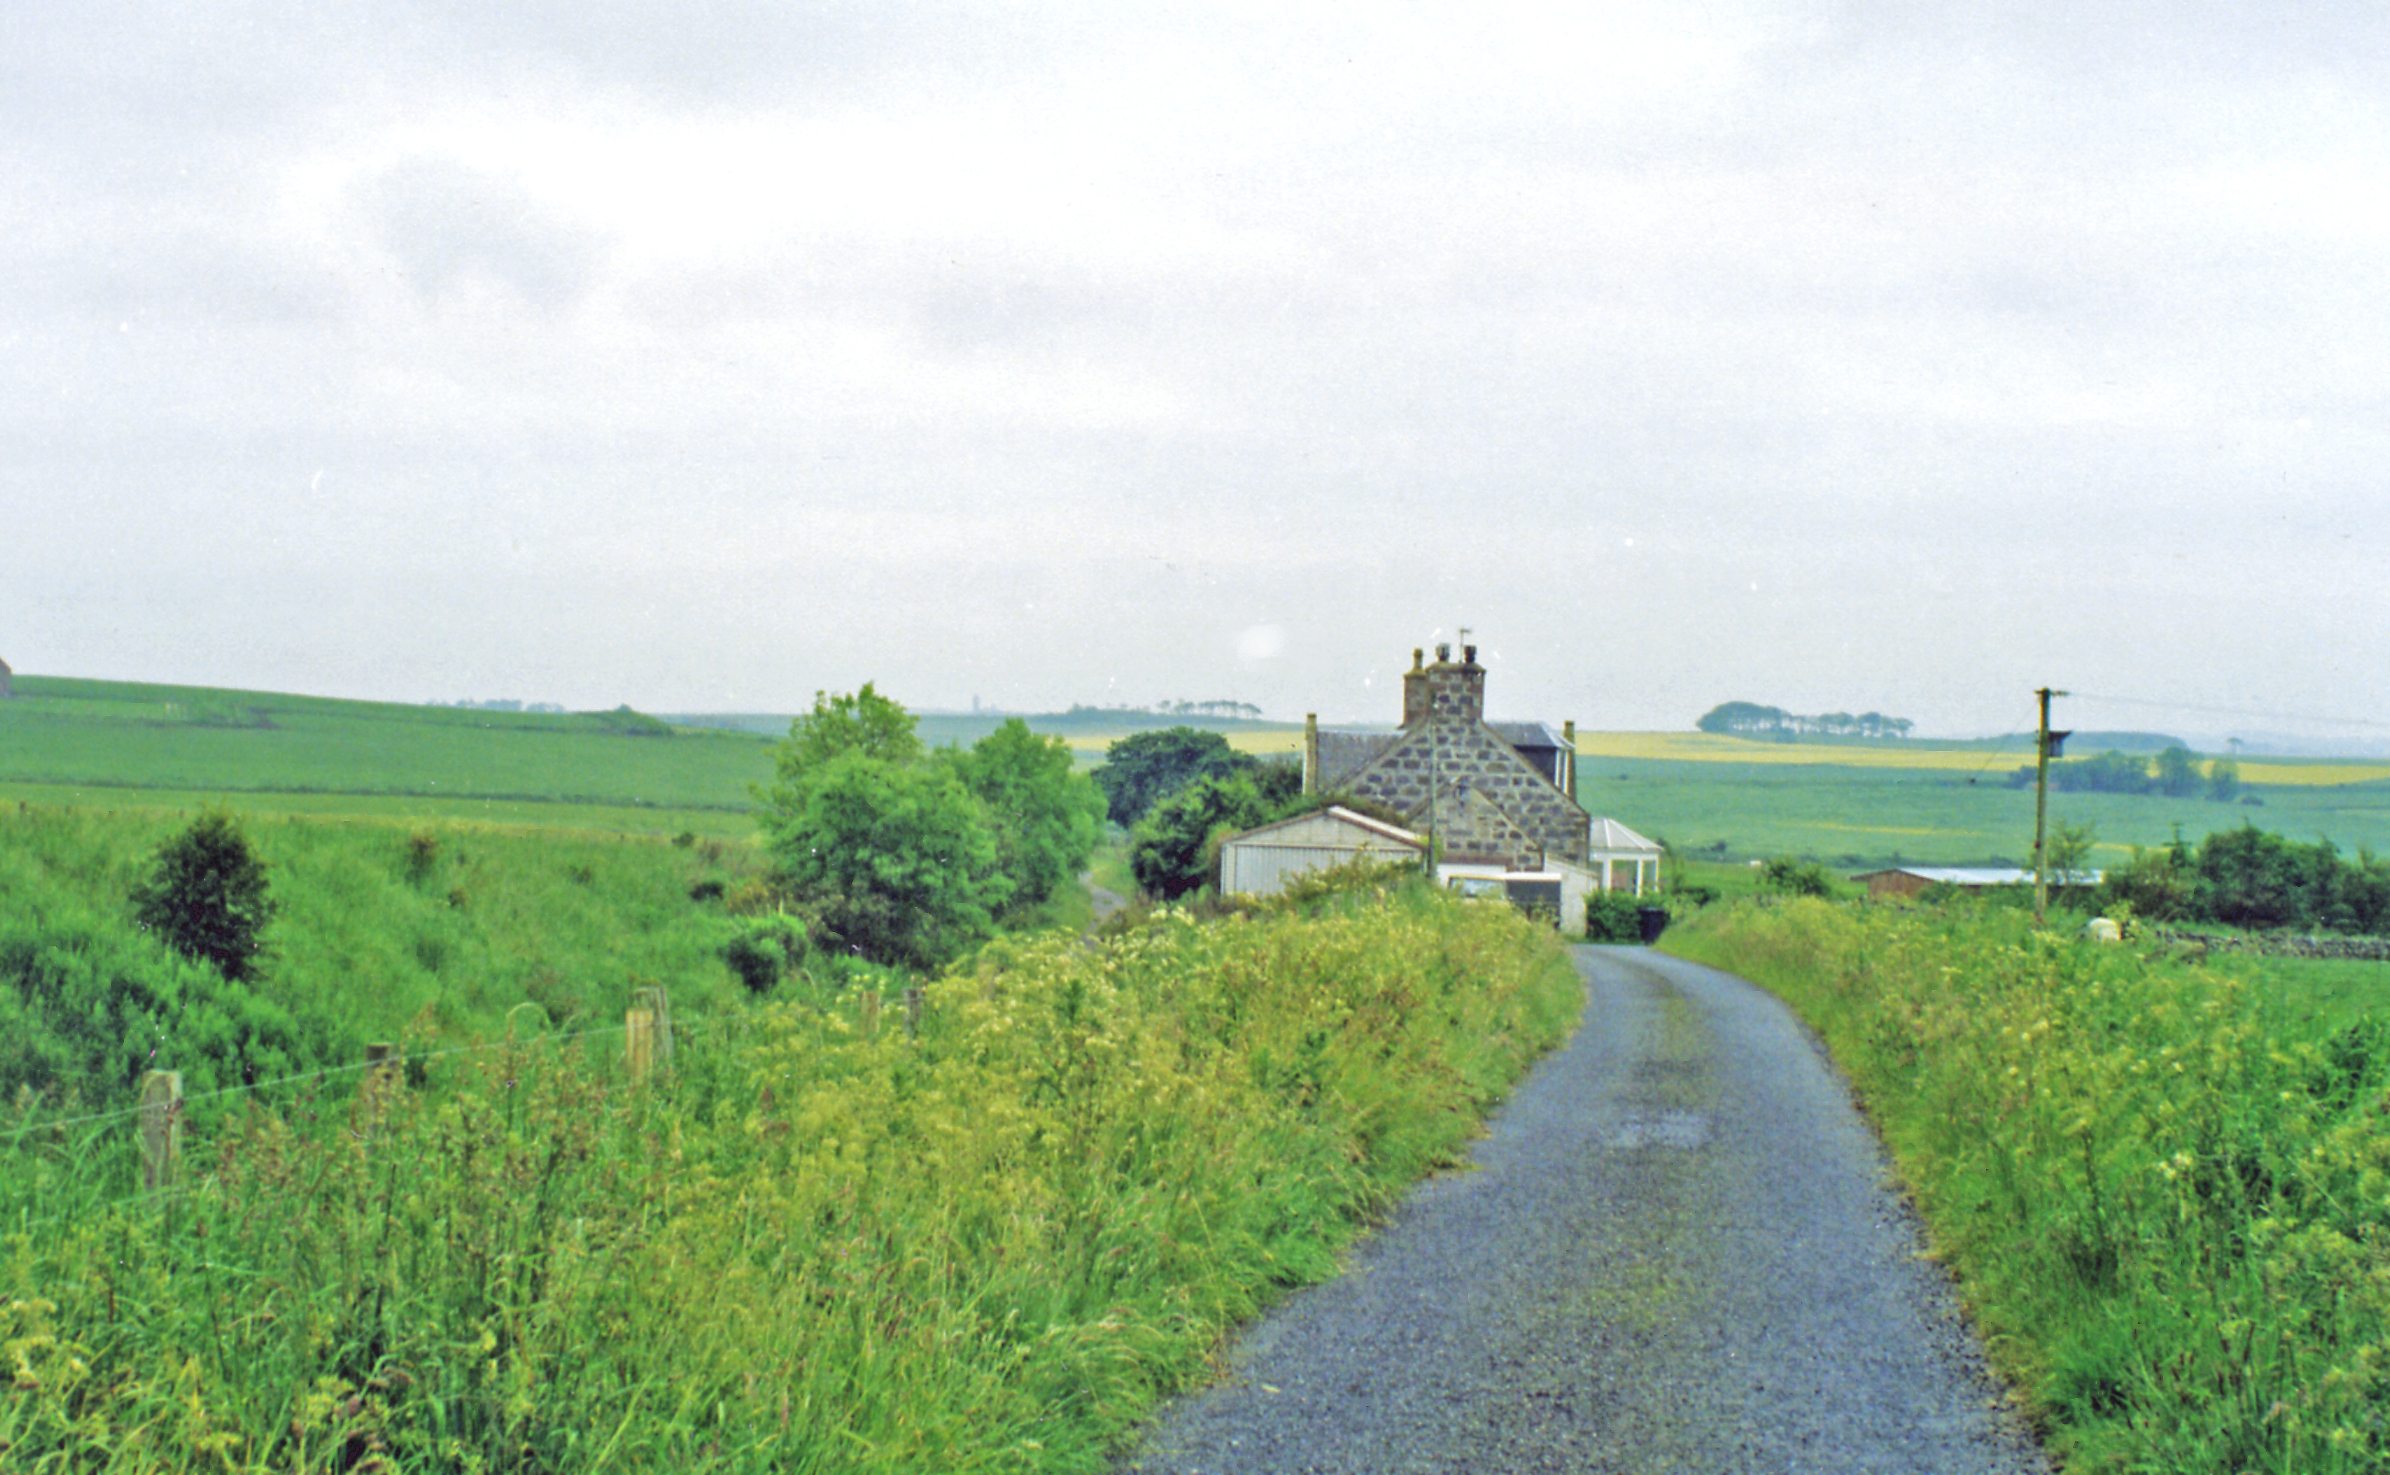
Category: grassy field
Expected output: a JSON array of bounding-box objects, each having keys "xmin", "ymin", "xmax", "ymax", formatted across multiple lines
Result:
[
  {"xmin": 11, "ymin": 672, "xmax": 2390, "ymax": 873},
  {"xmin": 1, "ymin": 676, "xmax": 768, "ymax": 832},
  {"xmin": 1579, "ymin": 750, "xmax": 2390, "ymax": 870}
]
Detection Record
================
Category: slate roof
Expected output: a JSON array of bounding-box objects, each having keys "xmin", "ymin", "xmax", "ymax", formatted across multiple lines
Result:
[
  {"xmin": 1314, "ymin": 731, "xmax": 1398, "ymax": 790},
  {"xmin": 1227, "ymin": 805, "xmax": 1424, "ymax": 850},
  {"xmin": 1489, "ymin": 721, "xmax": 1572, "ymax": 750}
]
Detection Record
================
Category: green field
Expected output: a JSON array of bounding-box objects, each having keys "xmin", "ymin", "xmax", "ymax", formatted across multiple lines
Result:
[
  {"xmin": 13, "ymin": 675, "xmax": 2390, "ymax": 871},
  {"xmin": 1, "ymin": 676, "xmax": 770, "ymax": 832},
  {"xmin": 1580, "ymin": 752, "xmax": 2390, "ymax": 871}
]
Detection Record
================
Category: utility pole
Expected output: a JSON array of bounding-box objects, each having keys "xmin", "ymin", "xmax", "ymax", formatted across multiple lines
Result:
[{"xmin": 2033, "ymin": 687, "xmax": 2070, "ymax": 925}]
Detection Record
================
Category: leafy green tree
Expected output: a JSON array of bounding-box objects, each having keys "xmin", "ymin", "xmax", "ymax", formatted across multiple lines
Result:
[
  {"xmin": 2154, "ymin": 745, "xmax": 2202, "ymax": 798},
  {"xmin": 768, "ymin": 682, "xmax": 922, "ymax": 776},
  {"xmin": 1091, "ymin": 726, "xmax": 1252, "ymax": 826},
  {"xmin": 131, "ymin": 811, "xmax": 275, "ymax": 981},
  {"xmin": 949, "ymin": 718, "xmax": 1105, "ymax": 917},
  {"xmin": 2101, "ymin": 846, "xmax": 2196, "ymax": 921},
  {"xmin": 1129, "ymin": 771, "xmax": 1279, "ymax": 901},
  {"xmin": 2046, "ymin": 820, "xmax": 2099, "ymax": 888},
  {"xmin": 760, "ymin": 749, "xmax": 1005, "ymax": 968},
  {"xmin": 2194, "ymin": 822, "xmax": 2301, "ymax": 929},
  {"xmin": 2207, "ymin": 756, "xmax": 2241, "ymax": 803},
  {"xmin": 755, "ymin": 686, "xmax": 1015, "ymax": 968}
]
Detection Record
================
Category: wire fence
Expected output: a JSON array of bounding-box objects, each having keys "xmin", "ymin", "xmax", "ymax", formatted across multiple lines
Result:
[{"xmin": 0, "ymin": 982, "xmax": 928, "ymax": 1234}]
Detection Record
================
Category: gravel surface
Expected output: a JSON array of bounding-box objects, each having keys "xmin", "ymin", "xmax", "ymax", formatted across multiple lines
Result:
[{"xmin": 1116, "ymin": 945, "xmax": 2053, "ymax": 1474}]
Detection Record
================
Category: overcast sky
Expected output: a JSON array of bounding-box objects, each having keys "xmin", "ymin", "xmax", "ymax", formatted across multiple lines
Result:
[{"xmin": 8, "ymin": 2, "xmax": 2387, "ymax": 741}]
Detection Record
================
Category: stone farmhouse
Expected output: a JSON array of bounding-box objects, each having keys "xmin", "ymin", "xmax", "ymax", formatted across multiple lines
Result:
[
  {"xmin": 1218, "ymin": 642, "xmax": 1662, "ymax": 929},
  {"xmin": 1305, "ymin": 643, "xmax": 1588, "ymax": 870}
]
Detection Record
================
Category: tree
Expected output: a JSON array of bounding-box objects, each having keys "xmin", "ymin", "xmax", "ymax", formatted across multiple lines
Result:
[
  {"xmin": 1695, "ymin": 701, "xmax": 1788, "ymax": 737},
  {"xmin": 769, "ymin": 682, "xmax": 922, "ymax": 775},
  {"xmin": 1128, "ymin": 772, "xmax": 1279, "ymax": 901},
  {"xmin": 2101, "ymin": 846, "xmax": 2196, "ymax": 921},
  {"xmin": 949, "ymin": 718, "xmax": 1105, "ymax": 917},
  {"xmin": 2154, "ymin": 745, "xmax": 2203, "ymax": 799},
  {"xmin": 756, "ymin": 686, "xmax": 1006, "ymax": 969},
  {"xmin": 760, "ymin": 749, "xmax": 1006, "ymax": 968},
  {"xmin": 1091, "ymin": 726, "xmax": 1251, "ymax": 826},
  {"xmin": 2046, "ymin": 820, "xmax": 2098, "ymax": 888},
  {"xmin": 131, "ymin": 812, "xmax": 275, "ymax": 981},
  {"xmin": 2207, "ymin": 756, "xmax": 2241, "ymax": 803}
]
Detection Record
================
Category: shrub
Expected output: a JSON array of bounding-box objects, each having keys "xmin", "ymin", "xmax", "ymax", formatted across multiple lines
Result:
[
  {"xmin": 130, "ymin": 811, "xmax": 275, "ymax": 981},
  {"xmin": 721, "ymin": 913, "xmax": 810, "ymax": 995},
  {"xmin": 1583, "ymin": 891, "xmax": 1662, "ymax": 943},
  {"xmin": 1759, "ymin": 856, "xmax": 1833, "ymax": 898}
]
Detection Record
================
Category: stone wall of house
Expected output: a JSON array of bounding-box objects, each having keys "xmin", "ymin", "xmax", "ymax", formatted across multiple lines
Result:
[
  {"xmin": 1341, "ymin": 716, "xmax": 1589, "ymax": 867},
  {"xmin": 0, "ymin": 656, "xmax": 11, "ymax": 700}
]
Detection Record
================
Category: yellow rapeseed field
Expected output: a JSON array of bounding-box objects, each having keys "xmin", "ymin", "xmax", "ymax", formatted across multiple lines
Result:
[
  {"xmin": 1567, "ymin": 732, "xmax": 2390, "ymax": 787},
  {"xmin": 1058, "ymin": 725, "xmax": 2390, "ymax": 788}
]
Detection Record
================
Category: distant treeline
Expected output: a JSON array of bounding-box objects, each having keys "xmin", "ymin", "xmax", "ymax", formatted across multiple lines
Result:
[
  {"xmin": 1067, "ymin": 699, "xmax": 1265, "ymax": 721},
  {"xmin": 436, "ymin": 698, "xmax": 568, "ymax": 713},
  {"xmin": 1695, "ymin": 701, "xmax": 1913, "ymax": 739},
  {"xmin": 2009, "ymin": 746, "xmax": 2242, "ymax": 802}
]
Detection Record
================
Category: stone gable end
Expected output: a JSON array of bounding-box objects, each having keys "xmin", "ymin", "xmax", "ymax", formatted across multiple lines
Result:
[{"xmin": 1337, "ymin": 716, "xmax": 1589, "ymax": 864}]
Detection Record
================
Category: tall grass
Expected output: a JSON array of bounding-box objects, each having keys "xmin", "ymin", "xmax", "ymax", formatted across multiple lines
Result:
[
  {"xmin": 1667, "ymin": 900, "xmax": 2390, "ymax": 1472},
  {"xmin": 0, "ymin": 804, "xmax": 762, "ymax": 1081},
  {"xmin": 0, "ymin": 884, "xmax": 1579, "ymax": 1472}
]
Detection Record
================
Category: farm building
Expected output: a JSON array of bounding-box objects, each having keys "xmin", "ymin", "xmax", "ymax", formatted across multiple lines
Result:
[
  {"xmin": 1226, "ymin": 641, "xmax": 1658, "ymax": 926},
  {"xmin": 0, "ymin": 656, "xmax": 10, "ymax": 699},
  {"xmin": 1302, "ymin": 643, "xmax": 1589, "ymax": 869},
  {"xmin": 1217, "ymin": 805, "xmax": 1424, "ymax": 896},
  {"xmin": 1852, "ymin": 865, "xmax": 2102, "ymax": 899}
]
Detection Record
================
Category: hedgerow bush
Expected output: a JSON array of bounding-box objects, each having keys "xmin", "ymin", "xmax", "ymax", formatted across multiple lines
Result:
[{"xmin": 1668, "ymin": 899, "xmax": 2390, "ymax": 1473}]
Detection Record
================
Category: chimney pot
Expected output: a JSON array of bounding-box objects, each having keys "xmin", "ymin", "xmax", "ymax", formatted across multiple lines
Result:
[
  {"xmin": 1463, "ymin": 645, "xmax": 1477, "ymax": 665},
  {"xmin": 1436, "ymin": 643, "xmax": 1451, "ymax": 663}
]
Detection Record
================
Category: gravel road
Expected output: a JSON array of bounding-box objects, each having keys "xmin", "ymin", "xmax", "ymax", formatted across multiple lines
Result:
[{"xmin": 1116, "ymin": 945, "xmax": 2053, "ymax": 1474}]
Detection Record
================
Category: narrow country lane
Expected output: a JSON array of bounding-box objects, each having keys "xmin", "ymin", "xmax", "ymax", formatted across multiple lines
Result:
[{"xmin": 1118, "ymin": 946, "xmax": 2052, "ymax": 1474}]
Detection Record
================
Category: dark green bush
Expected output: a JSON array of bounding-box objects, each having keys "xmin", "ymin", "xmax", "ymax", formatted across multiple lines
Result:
[
  {"xmin": 130, "ymin": 811, "xmax": 275, "ymax": 981},
  {"xmin": 1584, "ymin": 891, "xmax": 1664, "ymax": 943},
  {"xmin": 721, "ymin": 914, "xmax": 810, "ymax": 995}
]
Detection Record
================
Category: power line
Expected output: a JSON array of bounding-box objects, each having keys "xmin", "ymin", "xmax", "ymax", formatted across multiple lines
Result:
[{"xmin": 2067, "ymin": 690, "xmax": 2390, "ymax": 733}]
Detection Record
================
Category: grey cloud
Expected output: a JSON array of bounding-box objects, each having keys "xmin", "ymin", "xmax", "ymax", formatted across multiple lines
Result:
[{"xmin": 351, "ymin": 159, "xmax": 600, "ymax": 313}]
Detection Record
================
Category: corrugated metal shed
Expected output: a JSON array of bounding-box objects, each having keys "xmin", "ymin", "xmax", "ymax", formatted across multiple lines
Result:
[
  {"xmin": 1853, "ymin": 866, "xmax": 2103, "ymax": 899},
  {"xmin": 1219, "ymin": 805, "xmax": 1424, "ymax": 898}
]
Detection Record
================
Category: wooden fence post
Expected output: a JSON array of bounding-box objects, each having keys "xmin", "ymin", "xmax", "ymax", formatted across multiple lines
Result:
[
  {"xmin": 627, "ymin": 986, "xmax": 673, "ymax": 1083},
  {"xmin": 139, "ymin": 1070, "xmax": 182, "ymax": 1190},
  {"xmin": 359, "ymin": 1042, "xmax": 399, "ymax": 1127},
  {"xmin": 903, "ymin": 985, "xmax": 924, "ymax": 1039},
  {"xmin": 861, "ymin": 989, "xmax": 881, "ymax": 1038}
]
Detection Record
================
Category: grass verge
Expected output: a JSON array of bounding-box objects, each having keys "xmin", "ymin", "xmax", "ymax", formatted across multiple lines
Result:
[
  {"xmin": 1665, "ymin": 899, "xmax": 2390, "ymax": 1473},
  {"xmin": 1, "ymin": 883, "xmax": 1580, "ymax": 1472}
]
